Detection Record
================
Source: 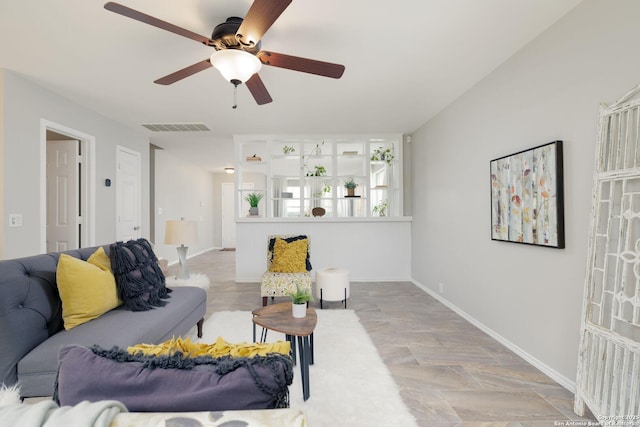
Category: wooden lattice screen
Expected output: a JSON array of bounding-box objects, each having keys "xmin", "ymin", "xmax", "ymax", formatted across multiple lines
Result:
[{"xmin": 575, "ymin": 85, "xmax": 640, "ymax": 419}]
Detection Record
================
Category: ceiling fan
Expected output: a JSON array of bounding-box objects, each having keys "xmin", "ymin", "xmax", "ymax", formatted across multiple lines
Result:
[{"xmin": 104, "ymin": 1, "xmax": 345, "ymax": 106}]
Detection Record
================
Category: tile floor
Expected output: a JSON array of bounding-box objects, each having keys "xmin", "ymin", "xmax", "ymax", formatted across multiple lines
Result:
[{"xmin": 176, "ymin": 249, "xmax": 596, "ymax": 426}]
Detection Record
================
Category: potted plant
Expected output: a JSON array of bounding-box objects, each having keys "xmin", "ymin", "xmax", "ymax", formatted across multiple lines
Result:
[
  {"xmin": 244, "ymin": 192, "xmax": 263, "ymax": 216},
  {"xmin": 371, "ymin": 147, "xmax": 395, "ymax": 165},
  {"xmin": 344, "ymin": 179, "xmax": 358, "ymax": 197},
  {"xmin": 310, "ymin": 140, "xmax": 324, "ymax": 156},
  {"xmin": 373, "ymin": 199, "xmax": 388, "ymax": 217},
  {"xmin": 306, "ymin": 165, "xmax": 327, "ymax": 177},
  {"xmin": 289, "ymin": 283, "xmax": 314, "ymax": 318}
]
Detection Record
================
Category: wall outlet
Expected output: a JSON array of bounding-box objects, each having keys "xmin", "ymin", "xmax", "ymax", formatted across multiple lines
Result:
[
  {"xmin": 438, "ymin": 282, "xmax": 444, "ymax": 294},
  {"xmin": 9, "ymin": 214, "xmax": 23, "ymax": 227}
]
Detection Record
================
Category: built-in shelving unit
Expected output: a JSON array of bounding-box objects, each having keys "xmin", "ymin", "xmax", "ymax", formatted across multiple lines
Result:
[{"xmin": 234, "ymin": 135, "xmax": 403, "ymax": 219}]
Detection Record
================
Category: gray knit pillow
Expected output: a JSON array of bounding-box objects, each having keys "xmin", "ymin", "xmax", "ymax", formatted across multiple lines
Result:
[{"xmin": 109, "ymin": 238, "xmax": 170, "ymax": 311}]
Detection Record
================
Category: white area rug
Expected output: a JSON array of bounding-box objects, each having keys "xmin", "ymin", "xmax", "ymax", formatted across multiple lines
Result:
[
  {"xmin": 194, "ymin": 310, "xmax": 418, "ymax": 427},
  {"xmin": 0, "ymin": 385, "xmax": 21, "ymax": 407},
  {"xmin": 165, "ymin": 273, "xmax": 210, "ymax": 289}
]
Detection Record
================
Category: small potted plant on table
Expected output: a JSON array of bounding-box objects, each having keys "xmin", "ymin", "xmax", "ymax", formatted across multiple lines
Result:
[
  {"xmin": 245, "ymin": 192, "xmax": 263, "ymax": 216},
  {"xmin": 290, "ymin": 284, "xmax": 314, "ymax": 318}
]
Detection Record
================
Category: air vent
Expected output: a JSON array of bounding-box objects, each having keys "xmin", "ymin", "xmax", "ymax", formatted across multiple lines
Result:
[{"xmin": 141, "ymin": 123, "xmax": 210, "ymax": 132}]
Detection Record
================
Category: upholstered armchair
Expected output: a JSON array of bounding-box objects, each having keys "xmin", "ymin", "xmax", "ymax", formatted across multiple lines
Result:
[{"xmin": 261, "ymin": 235, "xmax": 312, "ymax": 306}]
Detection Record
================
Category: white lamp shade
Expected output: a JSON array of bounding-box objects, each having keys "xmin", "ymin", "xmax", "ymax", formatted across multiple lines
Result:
[
  {"xmin": 164, "ymin": 220, "xmax": 198, "ymax": 245},
  {"xmin": 210, "ymin": 49, "xmax": 262, "ymax": 83}
]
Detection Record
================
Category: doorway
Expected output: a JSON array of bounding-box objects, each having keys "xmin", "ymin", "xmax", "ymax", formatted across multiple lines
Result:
[
  {"xmin": 115, "ymin": 146, "xmax": 142, "ymax": 242},
  {"xmin": 41, "ymin": 120, "xmax": 95, "ymax": 253},
  {"xmin": 46, "ymin": 137, "xmax": 79, "ymax": 252}
]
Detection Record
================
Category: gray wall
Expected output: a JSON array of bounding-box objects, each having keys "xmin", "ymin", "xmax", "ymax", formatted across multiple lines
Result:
[
  {"xmin": 212, "ymin": 172, "xmax": 234, "ymax": 248},
  {"xmin": 153, "ymin": 148, "xmax": 215, "ymax": 263},
  {"xmin": 411, "ymin": 0, "xmax": 640, "ymax": 388},
  {"xmin": 1, "ymin": 70, "xmax": 150, "ymax": 258}
]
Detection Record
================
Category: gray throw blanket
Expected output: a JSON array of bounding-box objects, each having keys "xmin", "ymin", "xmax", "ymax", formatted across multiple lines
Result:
[{"xmin": 0, "ymin": 399, "xmax": 127, "ymax": 427}]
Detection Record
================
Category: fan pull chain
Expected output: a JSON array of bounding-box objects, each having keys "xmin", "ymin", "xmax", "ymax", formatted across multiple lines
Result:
[
  {"xmin": 232, "ymin": 84, "xmax": 238, "ymax": 109},
  {"xmin": 231, "ymin": 79, "xmax": 241, "ymax": 109}
]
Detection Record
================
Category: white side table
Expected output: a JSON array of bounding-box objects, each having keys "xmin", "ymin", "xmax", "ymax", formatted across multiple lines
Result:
[{"xmin": 315, "ymin": 267, "xmax": 350, "ymax": 309}]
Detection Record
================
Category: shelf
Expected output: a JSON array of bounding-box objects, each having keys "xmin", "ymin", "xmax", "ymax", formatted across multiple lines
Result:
[
  {"xmin": 235, "ymin": 135, "xmax": 403, "ymax": 218},
  {"xmin": 304, "ymin": 153, "xmax": 332, "ymax": 158},
  {"xmin": 370, "ymin": 160, "xmax": 395, "ymax": 164},
  {"xmin": 236, "ymin": 216, "xmax": 413, "ymax": 223}
]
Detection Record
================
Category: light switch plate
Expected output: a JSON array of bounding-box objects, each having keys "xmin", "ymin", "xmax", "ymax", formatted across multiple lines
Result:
[{"xmin": 9, "ymin": 214, "xmax": 23, "ymax": 227}]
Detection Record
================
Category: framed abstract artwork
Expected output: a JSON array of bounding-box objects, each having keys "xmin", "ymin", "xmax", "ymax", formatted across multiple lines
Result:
[{"xmin": 490, "ymin": 140, "xmax": 565, "ymax": 248}]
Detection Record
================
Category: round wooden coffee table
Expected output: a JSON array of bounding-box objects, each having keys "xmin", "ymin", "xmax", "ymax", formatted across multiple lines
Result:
[{"xmin": 252, "ymin": 302, "xmax": 317, "ymax": 400}]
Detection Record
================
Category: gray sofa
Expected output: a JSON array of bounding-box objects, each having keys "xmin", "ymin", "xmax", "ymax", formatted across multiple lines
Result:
[{"xmin": 0, "ymin": 244, "xmax": 207, "ymax": 398}]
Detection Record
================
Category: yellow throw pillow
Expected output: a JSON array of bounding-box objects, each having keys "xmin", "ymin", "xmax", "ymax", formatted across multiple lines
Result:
[
  {"xmin": 57, "ymin": 247, "xmax": 122, "ymax": 330},
  {"xmin": 88, "ymin": 246, "xmax": 112, "ymax": 272},
  {"xmin": 269, "ymin": 237, "xmax": 308, "ymax": 273}
]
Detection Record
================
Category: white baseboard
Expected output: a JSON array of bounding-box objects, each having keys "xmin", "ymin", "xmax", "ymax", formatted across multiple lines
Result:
[
  {"xmin": 350, "ymin": 276, "xmax": 413, "ymax": 282},
  {"xmin": 234, "ymin": 276, "xmax": 260, "ymax": 283},
  {"xmin": 411, "ymin": 278, "xmax": 576, "ymax": 393}
]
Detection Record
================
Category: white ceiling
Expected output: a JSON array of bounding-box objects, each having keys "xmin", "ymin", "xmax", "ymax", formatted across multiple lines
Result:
[{"xmin": 0, "ymin": 0, "xmax": 582, "ymax": 172}]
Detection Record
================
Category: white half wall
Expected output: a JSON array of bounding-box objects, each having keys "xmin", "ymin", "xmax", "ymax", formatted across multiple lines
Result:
[
  {"xmin": 410, "ymin": 0, "xmax": 640, "ymax": 388},
  {"xmin": 235, "ymin": 218, "xmax": 412, "ymax": 282}
]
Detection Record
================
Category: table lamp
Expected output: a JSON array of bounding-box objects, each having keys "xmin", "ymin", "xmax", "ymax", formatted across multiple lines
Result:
[{"xmin": 164, "ymin": 219, "xmax": 198, "ymax": 279}]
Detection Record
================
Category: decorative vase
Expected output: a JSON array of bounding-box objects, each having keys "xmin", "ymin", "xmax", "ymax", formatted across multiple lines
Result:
[
  {"xmin": 312, "ymin": 207, "xmax": 326, "ymax": 217},
  {"xmin": 292, "ymin": 302, "xmax": 307, "ymax": 318},
  {"xmin": 249, "ymin": 207, "xmax": 259, "ymax": 216}
]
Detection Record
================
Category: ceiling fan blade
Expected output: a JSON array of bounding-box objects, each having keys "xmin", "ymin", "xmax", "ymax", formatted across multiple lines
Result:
[
  {"xmin": 257, "ymin": 51, "xmax": 345, "ymax": 79},
  {"xmin": 245, "ymin": 74, "xmax": 273, "ymax": 105},
  {"xmin": 154, "ymin": 59, "xmax": 212, "ymax": 85},
  {"xmin": 236, "ymin": 0, "xmax": 292, "ymax": 47},
  {"xmin": 104, "ymin": 2, "xmax": 213, "ymax": 45}
]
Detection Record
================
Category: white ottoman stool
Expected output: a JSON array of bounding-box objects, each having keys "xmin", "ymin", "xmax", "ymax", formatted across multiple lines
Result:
[{"xmin": 315, "ymin": 267, "xmax": 350, "ymax": 309}]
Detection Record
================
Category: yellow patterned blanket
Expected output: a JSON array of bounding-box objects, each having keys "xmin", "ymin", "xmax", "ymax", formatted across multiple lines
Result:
[{"xmin": 128, "ymin": 336, "xmax": 290, "ymax": 358}]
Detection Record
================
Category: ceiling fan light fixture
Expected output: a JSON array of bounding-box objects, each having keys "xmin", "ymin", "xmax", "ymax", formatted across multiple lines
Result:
[{"xmin": 210, "ymin": 49, "xmax": 262, "ymax": 84}]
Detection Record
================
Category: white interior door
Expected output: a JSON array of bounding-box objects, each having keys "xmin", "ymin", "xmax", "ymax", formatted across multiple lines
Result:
[
  {"xmin": 46, "ymin": 139, "xmax": 79, "ymax": 252},
  {"xmin": 116, "ymin": 146, "xmax": 141, "ymax": 242},
  {"xmin": 221, "ymin": 182, "xmax": 236, "ymax": 249}
]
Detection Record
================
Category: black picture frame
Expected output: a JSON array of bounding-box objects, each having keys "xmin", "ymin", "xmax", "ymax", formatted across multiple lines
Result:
[{"xmin": 490, "ymin": 140, "xmax": 565, "ymax": 248}]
